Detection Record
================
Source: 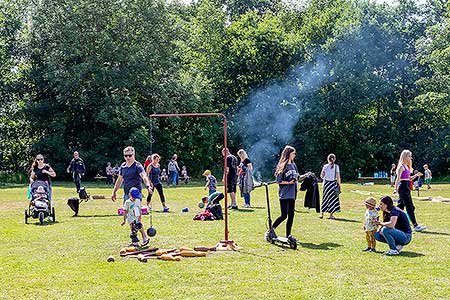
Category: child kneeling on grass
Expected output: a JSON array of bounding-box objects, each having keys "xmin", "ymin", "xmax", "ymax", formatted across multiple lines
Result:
[
  {"xmin": 121, "ymin": 187, "xmax": 149, "ymax": 247},
  {"xmin": 362, "ymin": 197, "xmax": 379, "ymax": 252}
]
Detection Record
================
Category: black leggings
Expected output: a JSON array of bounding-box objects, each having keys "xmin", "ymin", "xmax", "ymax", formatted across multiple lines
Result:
[
  {"xmin": 272, "ymin": 198, "xmax": 295, "ymax": 237},
  {"xmin": 147, "ymin": 183, "xmax": 166, "ymax": 205},
  {"xmin": 398, "ymin": 180, "xmax": 417, "ymax": 226}
]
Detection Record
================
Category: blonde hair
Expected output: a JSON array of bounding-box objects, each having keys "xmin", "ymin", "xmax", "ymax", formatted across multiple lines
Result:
[
  {"xmin": 396, "ymin": 150, "xmax": 412, "ymax": 173},
  {"xmin": 151, "ymin": 153, "xmax": 160, "ymax": 160},
  {"xmin": 275, "ymin": 145, "xmax": 296, "ymax": 176},
  {"xmin": 237, "ymin": 149, "xmax": 248, "ymax": 160}
]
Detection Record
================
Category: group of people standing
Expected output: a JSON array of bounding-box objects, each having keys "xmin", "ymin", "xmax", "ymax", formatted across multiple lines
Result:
[{"xmin": 28, "ymin": 144, "xmax": 429, "ymax": 255}]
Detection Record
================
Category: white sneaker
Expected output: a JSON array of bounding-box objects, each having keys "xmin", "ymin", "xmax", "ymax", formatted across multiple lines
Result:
[
  {"xmin": 414, "ymin": 224, "xmax": 427, "ymax": 232},
  {"xmin": 396, "ymin": 245, "xmax": 404, "ymax": 253},
  {"xmin": 47, "ymin": 216, "xmax": 53, "ymax": 222},
  {"xmin": 383, "ymin": 249, "xmax": 399, "ymax": 256},
  {"xmin": 244, "ymin": 204, "xmax": 250, "ymax": 208}
]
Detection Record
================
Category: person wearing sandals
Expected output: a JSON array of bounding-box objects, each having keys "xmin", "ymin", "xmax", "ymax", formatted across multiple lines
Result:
[
  {"xmin": 374, "ymin": 196, "xmax": 412, "ymax": 256},
  {"xmin": 394, "ymin": 150, "xmax": 426, "ymax": 232},
  {"xmin": 320, "ymin": 153, "xmax": 341, "ymax": 219}
]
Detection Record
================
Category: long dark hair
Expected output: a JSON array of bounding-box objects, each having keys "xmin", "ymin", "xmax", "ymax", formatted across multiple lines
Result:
[
  {"xmin": 327, "ymin": 153, "xmax": 336, "ymax": 168},
  {"xmin": 275, "ymin": 145, "xmax": 296, "ymax": 176},
  {"xmin": 30, "ymin": 154, "xmax": 44, "ymax": 172},
  {"xmin": 380, "ymin": 196, "xmax": 394, "ymax": 222}
]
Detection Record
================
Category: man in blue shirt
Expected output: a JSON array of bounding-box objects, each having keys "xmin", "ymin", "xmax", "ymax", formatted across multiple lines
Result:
[{"xmin": 111, "ymin": 146, "xmax": 153, "ymax": 203}]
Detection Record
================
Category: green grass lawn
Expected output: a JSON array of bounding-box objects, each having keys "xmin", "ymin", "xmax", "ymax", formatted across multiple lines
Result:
[{"xmin": 0, "ymin": 182, "xmax": 449, "ymax": 300}]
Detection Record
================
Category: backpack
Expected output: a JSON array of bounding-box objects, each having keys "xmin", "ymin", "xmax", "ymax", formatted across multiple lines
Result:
[{"xmin": 168, "ymin": 160, "xmax": 177, "ymax": 172}]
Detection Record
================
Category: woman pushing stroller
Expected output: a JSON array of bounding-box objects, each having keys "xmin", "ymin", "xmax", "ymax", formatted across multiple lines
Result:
[{"xmin": 29, "ymin": 154, "xmax": 56, "ymax": 201}]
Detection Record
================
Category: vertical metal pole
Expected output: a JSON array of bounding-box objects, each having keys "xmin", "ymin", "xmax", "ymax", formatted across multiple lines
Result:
[{"xmin": 223, "ymin": 116, "xmax": 228, "ymax": 240}]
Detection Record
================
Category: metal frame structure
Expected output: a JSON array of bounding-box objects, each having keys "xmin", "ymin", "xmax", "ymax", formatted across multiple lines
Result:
[{"xmin": 150, "ymin": 113, "xmax": 239, "ymax": 250}]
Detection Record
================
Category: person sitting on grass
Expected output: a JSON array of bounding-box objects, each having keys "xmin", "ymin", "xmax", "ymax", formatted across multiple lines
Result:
[
  {"xmin": 374, "ymin": 196, "xmax": 412, "ymax": 256},
  {"xmin": 362, "ymin": 197, "xmax": 379, "ymax": 253},
  {"xmin": 121, "ymin": 187, "xmax": 149, "ymax": 247}
]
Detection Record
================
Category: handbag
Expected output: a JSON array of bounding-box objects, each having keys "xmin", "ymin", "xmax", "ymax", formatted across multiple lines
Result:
[{"xmin": 333, "ymin": 165, "xmax": 341, "ymax": 197}]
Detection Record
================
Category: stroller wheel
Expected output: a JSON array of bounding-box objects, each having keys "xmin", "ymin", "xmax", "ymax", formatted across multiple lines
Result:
[
  {"xmin": 24, "ymin": 209, "xmax": 28, "ymax": 224},
  {"xmin": 52, "ymin": 207, "xmax": 56, "ymax": 223},
  {"xmin": 39, "ymin": 212, "xmax": 44, "ymax": 225}
]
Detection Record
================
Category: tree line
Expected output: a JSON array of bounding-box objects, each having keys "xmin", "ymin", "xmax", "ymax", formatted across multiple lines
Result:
[{"xmin": 0, "ymin": 0, "xmax": 449, "ymax": 181}]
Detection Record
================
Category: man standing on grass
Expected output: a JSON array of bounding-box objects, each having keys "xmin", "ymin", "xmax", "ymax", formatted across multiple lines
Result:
[
  {"xmin": 222, "ymin": 148, "xmax": 238, "ymax": 209},
  {"xmin": 111, "ymin": 146, "xmax": 153, "ymax": 204},
  {"xmin": 66, "ymin": 151, "xmax": 86, "ymax": 193}
]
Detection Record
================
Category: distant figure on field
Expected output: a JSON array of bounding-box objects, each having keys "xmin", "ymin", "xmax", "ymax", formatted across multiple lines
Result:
[
  {"xmin": 390, "ymin": 164, "xmax": 396, "ymax": 188},
  {"xmin": 66, "ymin": 151, "xmax": 86, "ymax": 193},
  {"xmin": 423, "ymin": 164, "xmax": 432, "ymax": 189},
  {"xmin": 106, "ymin": 162, "xmax": 114, "ymax": 185}
]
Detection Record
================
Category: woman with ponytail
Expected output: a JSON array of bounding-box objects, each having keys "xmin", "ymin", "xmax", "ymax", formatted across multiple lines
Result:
[{"xmin": 394, "ymin": 150, "xmax": 426, "ymax": 232}]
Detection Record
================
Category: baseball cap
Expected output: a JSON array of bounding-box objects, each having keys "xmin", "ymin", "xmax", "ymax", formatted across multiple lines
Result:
[{"xmin": 129, "ymin": 187, "xmax": 141, "ymax": 199}]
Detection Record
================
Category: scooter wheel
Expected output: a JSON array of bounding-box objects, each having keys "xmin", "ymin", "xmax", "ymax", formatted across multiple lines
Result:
[{"xmin": 288, "ymin": 235, "xmax": 297, "ymax": 250}]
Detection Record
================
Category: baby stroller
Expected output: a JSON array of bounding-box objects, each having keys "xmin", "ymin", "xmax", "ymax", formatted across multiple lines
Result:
[{"xmin": 25, "ymin": 181, "xmax": 56, "ymax": 225}]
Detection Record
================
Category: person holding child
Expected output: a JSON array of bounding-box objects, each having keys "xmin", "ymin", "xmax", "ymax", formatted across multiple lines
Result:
[
  {"xmin": 146, "ymin": 153, "xmax": 169, "ymax": 210},
  {"xmin": 362, "ymin": 197, "xmax": 379, "ymax": 252},
  {"xmin": 121, "ymin": 187, "xmax": 149, "ymax": 247},
  {"xmin": 394, "ymin": 150, "xmax": 426, "ymax": 232},
  {"xmin": 271, "ymin": 145, "xmax": 311, "ymax": 239},
  {"xmin": 374, "ymin": 196, "xmax": 412, "ymax": 256},
  {"xmin": 203, "ymin": 170, "xmax": 217, "ymax": 195}
]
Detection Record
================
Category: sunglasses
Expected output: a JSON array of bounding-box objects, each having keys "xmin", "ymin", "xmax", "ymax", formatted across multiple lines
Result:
[
  {"xmin": 123, "ymin": 154, "xmax": 133, "ymax": 158},
  {"xmin": 36, "ymin": 158, "xmax": 44, "ymax": 161}
]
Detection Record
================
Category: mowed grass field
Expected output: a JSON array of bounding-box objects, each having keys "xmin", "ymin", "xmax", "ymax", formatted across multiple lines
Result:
[{"xmin": 0, "ymin": 182, "xmax": 449, "ymax": 300}]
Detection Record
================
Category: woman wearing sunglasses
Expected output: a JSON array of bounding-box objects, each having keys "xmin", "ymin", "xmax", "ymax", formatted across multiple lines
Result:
[{"xmin": 29, "ymin": 154, "xmax": 56, "ymax": 201}]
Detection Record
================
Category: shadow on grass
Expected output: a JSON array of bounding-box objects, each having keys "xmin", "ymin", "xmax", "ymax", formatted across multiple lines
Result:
[
  {"xmin": 237, "ymin": 249, "xmax": 276, "ymax": 260},
  {"xmin": 299, "ymin": 242, "xmax": 342, "ymax": 250},
  {"xmin": 31, "ymin": 221, "xmax": 59, "ymax": 226},
  {"xmin": 77, "ymin": 214, "xmax": 118, "ymax": 218},
  {"xmin": 331, "ymin": 218, "xmax": 360, "ymax": 223},
  {"xmin": 419, "ymin": 231, "xmax": 450, "ymax": 236},
  {"xmin": 400, "ymin": 251, "xmax": 425, "ymax": 258},
  {"xmin": 294, "ymin": 209, "xmax": 316, "ymax": 214}
]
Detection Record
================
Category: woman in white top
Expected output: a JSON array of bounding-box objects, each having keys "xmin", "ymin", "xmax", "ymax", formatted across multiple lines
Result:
[{"xmin": 320, "ymin": 153, "xmax": 341, "ymax": 219}]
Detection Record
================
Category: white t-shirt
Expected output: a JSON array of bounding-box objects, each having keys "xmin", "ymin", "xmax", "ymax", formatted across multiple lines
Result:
[
  {"xmin": 124, "ymin": 199, "xmax": 141, "ymax": 224},
  {"xmin": 322, "ymin": 164, "xmax": 340, "ymax": 181}
]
